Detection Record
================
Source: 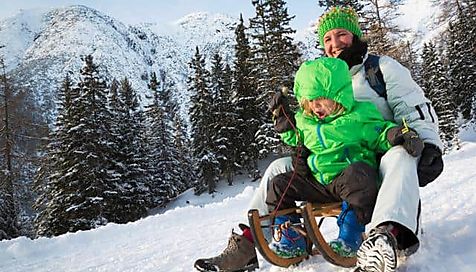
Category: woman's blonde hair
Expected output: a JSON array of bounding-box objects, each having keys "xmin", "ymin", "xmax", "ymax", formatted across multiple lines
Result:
[{"xmin": 300, "ymin": 98, "xmax": 345, "ymax": 117}]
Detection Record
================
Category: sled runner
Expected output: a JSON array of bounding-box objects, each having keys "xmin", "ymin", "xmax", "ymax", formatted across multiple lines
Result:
[{"xmin": 247, "ymin": 202, "xmax": 358, "ymax": 268}]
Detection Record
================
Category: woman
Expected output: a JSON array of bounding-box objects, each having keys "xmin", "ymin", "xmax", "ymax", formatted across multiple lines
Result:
[{"xmin": 195, "ymin": 6, "xmax": 443, "ymax": 272}]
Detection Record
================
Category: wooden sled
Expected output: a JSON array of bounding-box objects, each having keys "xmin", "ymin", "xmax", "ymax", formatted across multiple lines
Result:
[{"xmin": 247, "ymin": 202, "xmax": 358, "ymax": 268}]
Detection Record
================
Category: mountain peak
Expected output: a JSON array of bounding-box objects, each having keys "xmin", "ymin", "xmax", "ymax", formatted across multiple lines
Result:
[
  {"xmin": 175, "ymin": 12, "xmax": 235, "ymax": 25},
  {"xmin": 173, "ymin": 11, "xmax": 237, "ymax": 34},
  {"xmin": 45, "ymin": 4, "xmax": 117, "ymax": 26},
  {"xmin": 0, "ymin": 5, "xmax": 245, "ymax": 124}
]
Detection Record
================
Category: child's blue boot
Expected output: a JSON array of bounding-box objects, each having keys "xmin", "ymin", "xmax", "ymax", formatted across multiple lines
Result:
[
  {"xmin": 329, "ymin": 201, "xmax": 365, "ymax": 257},
  {"xmin": 269, "ymin": 215, "xmax": 307, "ymax": 258}
]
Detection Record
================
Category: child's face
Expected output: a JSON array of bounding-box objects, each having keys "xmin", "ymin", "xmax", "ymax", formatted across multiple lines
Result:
[{"xmin": 309, "ymin": 98, "xmax": 335, "ymax": 119}]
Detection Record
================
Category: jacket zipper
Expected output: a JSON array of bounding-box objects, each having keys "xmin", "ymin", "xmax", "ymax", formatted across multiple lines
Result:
[
  {"xmin": 314, "ymin": 123, "xmax": 326, "ymax": 184},
  {"xmin": 344, "ymin": 147, "xmax": 352, "ymax": 164},
  {"xmin": 316, "ymin": 123, "xmax": 326, "ymax": 148}
]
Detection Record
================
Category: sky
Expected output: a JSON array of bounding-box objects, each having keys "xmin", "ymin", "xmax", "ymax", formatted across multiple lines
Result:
[
  {"xmin": 1, "ymin": 131, "xmax": 475, "ymax": 272},
  {"xmin": 0, "ymin": 0, "xmax": 324, "ymax": 30}
]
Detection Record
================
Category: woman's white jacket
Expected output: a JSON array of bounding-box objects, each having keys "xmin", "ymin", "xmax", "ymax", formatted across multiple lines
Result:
[{"xmin": 350, "ymin": 54, "xmax": 443, "ymax": 149}]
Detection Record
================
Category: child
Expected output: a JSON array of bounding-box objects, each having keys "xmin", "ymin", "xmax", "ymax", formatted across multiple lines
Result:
[{"xmin": 267, "ymin": 57, "xmax": 424, "ymax": 258}]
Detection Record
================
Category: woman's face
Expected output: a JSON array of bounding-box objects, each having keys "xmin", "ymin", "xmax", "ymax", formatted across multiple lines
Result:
[
  {"xmin": 323, "ymin": 28, "xmax": 354, "ymax": 58},
  {"xmin": 309, "ymin": 98, "xmax": 335, "ymax": 119}
]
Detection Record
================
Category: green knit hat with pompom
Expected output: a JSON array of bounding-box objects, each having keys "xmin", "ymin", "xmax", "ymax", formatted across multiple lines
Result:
[{"xmin": 317, "ymin": 6, "xmax": 362, "ymax": 46}]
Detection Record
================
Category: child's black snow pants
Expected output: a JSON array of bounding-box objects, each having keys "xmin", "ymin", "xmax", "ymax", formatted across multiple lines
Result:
[{"xmin": 266, "ymin": 161, "xmax": 378, "ymax": 225}]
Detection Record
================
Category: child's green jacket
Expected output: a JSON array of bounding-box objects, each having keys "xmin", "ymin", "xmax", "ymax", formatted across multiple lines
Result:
[{"xmin": 281, "ymin": 58, "xmax": 397, "ymax": 185}]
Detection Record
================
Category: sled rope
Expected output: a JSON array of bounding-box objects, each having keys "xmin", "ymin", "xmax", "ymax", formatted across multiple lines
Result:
[
  {"xmin": 273, "ymin": 221, "xmax": 306, "ymax": 242},
  {"xmin": 270, "ymin": 102, "xmax": 304, "ymax": 243}
]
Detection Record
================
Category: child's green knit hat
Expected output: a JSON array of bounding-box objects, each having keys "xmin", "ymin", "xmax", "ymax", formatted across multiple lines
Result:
[{"xmin": 317, "ymin": 6, "xmax": 362, "ymax": 46}]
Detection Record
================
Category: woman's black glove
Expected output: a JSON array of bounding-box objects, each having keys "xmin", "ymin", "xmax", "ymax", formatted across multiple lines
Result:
[
  {"xmin": 270, "ymin": 90, "xmax": 295, "ymax": 133},
  {"xmin": 292, "ymin": 146, "xmax": 312, "ymax": 178},
  {"xmin": 417, "ymin": 143, "xmax": 443, "ymax": 187},
  {"xmin": 387, "ymin": 126, "xmax": 424, "ymax": 157}
]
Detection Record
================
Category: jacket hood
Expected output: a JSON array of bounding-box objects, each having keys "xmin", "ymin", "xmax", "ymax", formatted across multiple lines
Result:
[{"xmin": 294, "ymin": 57, "xmax": 354, "ymax": 112}]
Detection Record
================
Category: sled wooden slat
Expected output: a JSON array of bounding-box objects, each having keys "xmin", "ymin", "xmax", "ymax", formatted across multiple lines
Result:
[
  {"xmin": 252, "ymin": 202, "xmax": 341, "ymax": 222},
  {"xmin": 253, "ymin": 206, "xmax": 303, "ymax": 222},
  {"xmin": 308, "ymin": 202, "xmax": 342, "ymax": 217},
  {"xmin": 248, "ymin": 201, "xmax": 358, "ymax": 268},
  {"xmin": 302, "ymin": 202, "xmax": 357, "ymax": 268}
]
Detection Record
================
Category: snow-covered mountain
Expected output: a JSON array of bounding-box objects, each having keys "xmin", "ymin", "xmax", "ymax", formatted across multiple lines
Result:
[
  {"xmin": 0, "ymin": 3, "xmax": 446, "ymax": 124},
  {"xmin": 0, "ymin": 5, "xmax": 240, "ymax": 123}
]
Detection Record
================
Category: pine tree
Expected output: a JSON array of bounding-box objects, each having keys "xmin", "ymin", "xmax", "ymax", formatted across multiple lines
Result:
[
  {"xmin": 73, "ymin": 55, "xmax": 122, "ymax": 225},
  {"xmin": 445, "ymin": 5, "xmax": 476, "ymax": 121},
  {"xmin": 35, "ymin": 55, "xmax": 145, "ymax": 237},
  {"xmin": 249, "ymin": 0, "xmax": 301, "ymax": 104},
  {"xmin": 249, "ymin": 0, "xmax": 301, "ymax": 156},
  {"xmin": 209, "ymin": 53, "xmax": 227, "ymax": 124},
  {"xmin": 318, "ymin": 0, "xmax": 365, "ymax": 14},
  {"xmin": 159, "ymin": 73, "xmax": 192, "ymax": 195},
  {"xmin": 210, "ymin": 54, "xmax": 239, "ymax": 185},
  {"xmin": 360, "ymin": 0, "xmax": 409, "ymax": 66},
  {"xmin": 144, "ymin": 72, "xmax": 169, "ymax": 206},
  {"xmin": 34, "ymin": 73, "xmax": 81, "ymax": 236},
  {"xmin": 188, "ymin": 47, "xmax": 219, "ymax": 194},
  {"xmin": 170, "ymin": 108, "xmax": 194, "ymax": 192},
  {"xmin": 145, "ymin": 71, "xmax": 189, "ymax": 205},
  {"xmin": 147, "ymin": 71, "xmax": 193, "ymax": 193},
  {"xmin": 0, "ymin": 57, "xmax": 49, "ymax": 238},
  {"xmin": 231, "ymin": 14, "xmax": 261, "ymax": 178},
  {"xmin": 0, "ymin": 57, "xmax": 19, "ymax": 240},
  {"xmin": 435, "ymin": 0, "xmax": 469, "ymax": 23},
  {"xmin": 399, "ymin": 41, "xmax": 420, "ymax": 77},
  {"xmin": 107, "ymin": 77, "xmax": 148, "ymax": 220},
  {"xmin": 210, "ymin": 53, "xmax": 233, "ymax": 182},
  {"xmin": 421, "ymin": 42, "xmax": 458, "ymax": 150}
]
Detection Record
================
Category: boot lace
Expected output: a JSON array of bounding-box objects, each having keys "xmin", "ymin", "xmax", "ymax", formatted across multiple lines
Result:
[{"xmin": 219, "ymin": 231, "xmax": 240, "ymax": 257}]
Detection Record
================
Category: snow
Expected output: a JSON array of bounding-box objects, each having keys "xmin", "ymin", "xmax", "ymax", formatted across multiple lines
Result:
[
  {"xmin": 0, "ymin": 8, "xmax": 48, "ymax": 70},
  {"xmin": 1, "ymin": 130, "xmax": 476, "ymax": 271},
  {"xmin": 397, "ymin": 0, "xmax": 436, "ymax": 31},
  {"xmin": 396, "ymin": 0, "xmax": 445, "ymax": 51}
]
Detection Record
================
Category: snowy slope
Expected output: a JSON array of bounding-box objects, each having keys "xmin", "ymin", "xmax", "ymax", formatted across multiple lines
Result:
[
  {"xmin": 1, "ymin": 136, "xmax": 476, "ymax": 271},
  {"xmin": 0, "ymin": 8, "xmax": 49, "ymax": 69}
]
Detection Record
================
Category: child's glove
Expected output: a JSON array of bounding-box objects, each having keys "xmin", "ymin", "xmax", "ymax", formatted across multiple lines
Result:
[
  {"xmin": 269, "ymin": 90, "xmax": 286, "ymax": 116},
  {"xmin": 387, "ymin": 126, "xmax": 424, "ymax": 157},
  {"xmin": 269, "ymin": 90, "xmax": 295, "ymax": 133},
  {"xmin": 417, "ymin": 143, "xmax": 443, "ymax": 187}
]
